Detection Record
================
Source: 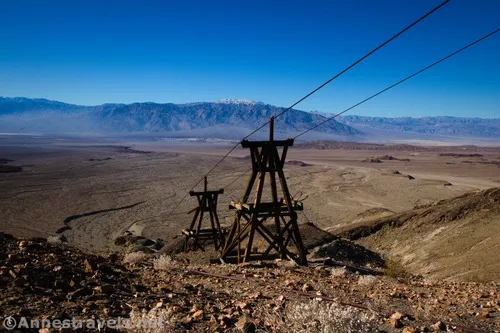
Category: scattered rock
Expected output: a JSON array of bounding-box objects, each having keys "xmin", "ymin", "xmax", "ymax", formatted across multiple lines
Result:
[
  {"xmin": 403, "ymin": 326, "xmax": 419, "ymax": 333},
  {"xmin": 377, "ymin": 155, "xmax": 410, "ymax": 162},
  {"xmin": 84, "ymin": 259, "xmax": 95, "ymax": 273},
  {"xmin": 301, "ymin": 283, "xmax": 314, "ymax": 292},
  {"xmin": 235, "ymin": 315, "xmax": 256, "ymax": 332},
  {"xmin": 430, "ymin": 321, "xmax": 446, "ymax": 331},
  {"xmin": 114, "ymin": 232, "xmax": 164, "ymax": 253},
  {"xmin": 309, "ymin": 238, "xmax": 385, "ymax": 267},
  {"xmin": 391, "ymin": 311, "xmax": 404, "ymax": 320},
  {"xmin": 362, "ymin": 158, "xmax": 383, "ymax": 163},
  {"xmin": 246, "ymin": 291, "xmax": 262, "ymax": 299},
  {"xmin": 285, "ymin": 160, "xmax": 311, "ymax": 167},
  {"xmin": 390, "ymin": 317, "xmax": 403, "ymax": 328},
  {"xmin": 94, "ymin": 284, "xmax": 114, "ymax": 294},
  {"xmin": 234, "ymin": 301, "xmax": 247, "ymax": 310},
  {"xmin": 192, "ymin": 309, "xmax": 204, "ymax": 320}
]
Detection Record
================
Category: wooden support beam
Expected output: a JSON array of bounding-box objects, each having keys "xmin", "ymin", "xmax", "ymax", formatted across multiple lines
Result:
[
  {"xmin": 189, "ymin": 189, "xmax": 224, "ymax": 196},
  {"xmin": 241, "ymin": 139, "xmax": 294, "ymax": 148}
]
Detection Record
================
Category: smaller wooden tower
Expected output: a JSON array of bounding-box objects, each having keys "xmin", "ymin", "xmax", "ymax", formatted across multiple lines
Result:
[
  {"xmin": 220, "ymin": 117, "xmax": 307, "ymax": 265},
  {"xmin": 183, "ymin": 177, "xmax": 224, "ymax": 252}
]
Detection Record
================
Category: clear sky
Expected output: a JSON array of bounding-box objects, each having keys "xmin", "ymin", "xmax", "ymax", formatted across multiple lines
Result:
[{"xmin": 0, "ymin": 0, "xmax": 499, "ymax": 117}]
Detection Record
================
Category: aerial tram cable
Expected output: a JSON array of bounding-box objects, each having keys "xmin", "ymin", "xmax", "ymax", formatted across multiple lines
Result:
[
  {"xmin": 223, "ymin": 28, "xmax": 500, "ymax": 192},
  {"xmin": 294, "ymin": 28, "xmax": 500, "ymax": 139},
  {"xmin": 166, "ymin": 0, "xmax": 450, "ymax": 216}
]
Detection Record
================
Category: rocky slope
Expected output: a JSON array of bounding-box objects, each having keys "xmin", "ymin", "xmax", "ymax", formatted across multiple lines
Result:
[
  {"xmin": 338, "ymin": 188, "xmax": 500, "ymax": 282},
  {"xmin": 0, "ymin": 233, "xmax": 499, "ymax": 332}
]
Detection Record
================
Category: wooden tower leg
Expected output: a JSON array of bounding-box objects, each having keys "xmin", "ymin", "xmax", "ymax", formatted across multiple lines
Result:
[
  {"xmin": 237, "ymin": 212, "xmax": 241, "ymax": 263},
  {"xmin": 269, "ymin": 155, "xmax": 285, "ymax": 259},
  {"xmin": 243, "ymin": 215, "xmax": 256, "ymax": 262}
]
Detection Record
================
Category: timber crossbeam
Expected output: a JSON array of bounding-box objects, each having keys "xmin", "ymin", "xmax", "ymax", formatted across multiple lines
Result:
[
  {"xmin": 241, "ymin": 138, "xmax": 294, "ymax": 148},
  {"xmin": 228, "ymin": 201, "xmax": 303, "ymax": 212}
]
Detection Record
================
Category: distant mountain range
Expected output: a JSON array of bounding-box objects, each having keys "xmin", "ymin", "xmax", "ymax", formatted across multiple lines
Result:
[
  {"xmin": 0, "ymin": 97, "xmax": 499, "ymax": 141},
  {"xmin": 338, "ymin": 115, "xmax": 500, "ymax": 139},
  {"xmin": 0, "ymin": 97, "xmax": 358, "ymax": 139}
]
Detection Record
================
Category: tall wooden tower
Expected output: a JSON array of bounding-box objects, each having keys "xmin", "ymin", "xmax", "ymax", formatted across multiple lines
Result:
[
  {"xmin": 220, "ymin": 117, "xmax": 307, "ymax": 265},
  {"xmin": 183, "ymin": 177, "xmax": 224, "ymax": 252}
]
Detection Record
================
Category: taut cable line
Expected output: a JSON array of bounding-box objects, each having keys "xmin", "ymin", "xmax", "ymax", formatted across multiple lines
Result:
[
  {"xmin": 223, "ymin": 28, "xmax": 500, "ymax": 192},
  {"xmin": 294, "ymin": 28, "xmax": 500, "ymax": 139},
  {"xmin": 166, "ymin": 1, "xmax": 450, "ymax": 216}
]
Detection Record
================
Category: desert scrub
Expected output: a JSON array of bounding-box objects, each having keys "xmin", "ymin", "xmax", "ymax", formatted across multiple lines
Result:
[
  {"xmin": 46, "ymin": 235, "xmax": 67, "ymax": 245},
  {"xmin": 357, "ymin": 274, "xmax": 378, "ymax": 286},
  {"xmin": 384, "ymin": 259, "xmax": 407, "ymax": 279},
  {"xmin": 123, "ymin": 251, "xmax": 149, "ymax": 265},
  {"xmin": 330, "ymin": 267, "xmax": 348, "ymax": 277},
  {"xmin": 128, "ymin": 306, "xmax": 176, "ymax": 332},
  {"xmin": 261, "ymin": 299, "xmax": 372, "ymax": 333},
  {"xmin": 153, "ymin": 254, "xmax": 175, "ymax": 271}
]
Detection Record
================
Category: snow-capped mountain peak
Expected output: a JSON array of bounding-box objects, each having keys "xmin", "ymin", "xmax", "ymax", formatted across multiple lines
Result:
[
  {"xmin": 217, "ymin": 98, "xmax": 258, "ymax": 105},
  {"xmin": 309, "ymin": 110, "xmax": 330, "ymax": 117}
]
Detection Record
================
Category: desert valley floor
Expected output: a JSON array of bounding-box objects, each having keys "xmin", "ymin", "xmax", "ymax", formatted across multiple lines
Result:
[{"xmin": 1, "ymin": 135, "xmax": 499, "ymax": 282}]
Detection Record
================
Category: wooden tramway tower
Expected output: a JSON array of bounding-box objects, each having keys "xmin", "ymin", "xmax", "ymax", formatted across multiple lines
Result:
[
  {"xmin": 220, "ymin": 116, "xmax": 307, "ymax": 265},
  {"xmin": 183, "ymin": 177, "xmax": 224, "ymax": 252}
]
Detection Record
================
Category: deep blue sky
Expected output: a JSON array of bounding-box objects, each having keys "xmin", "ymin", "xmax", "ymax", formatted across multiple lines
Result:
[{"xmin": 1, "ymin": 0, "xmax": 499, "ymax": 117}]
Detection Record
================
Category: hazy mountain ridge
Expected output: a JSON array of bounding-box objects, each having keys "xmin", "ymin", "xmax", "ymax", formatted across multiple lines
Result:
[
  {"xmin": 338, "ymin": 115, "xmax": 500, "ymax": 138},
  {"xmin": 0, "ymin": 97, "xmax": 85, "ymax": 115},
  {"xmin": 0, "ymin": 97, "xmax": 359, "ymax": 138},
  {"xmin": 1, "ymin": 97, "xmax": 499, "ymax": 140}
]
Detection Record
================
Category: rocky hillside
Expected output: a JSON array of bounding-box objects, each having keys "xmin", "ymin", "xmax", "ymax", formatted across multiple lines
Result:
[
  {"xmin": 0, "ymin": 97, "xmax": 359, "ymax": 138},
  {"xmin": 0, "ymin": 233, "xmax": 498, "ymax": 332},
  {"xmin": 338, "ymin": 188, "xmax": 500, "ymax": 282}
]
